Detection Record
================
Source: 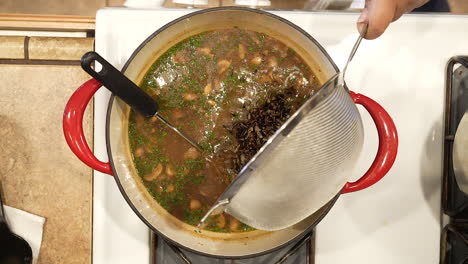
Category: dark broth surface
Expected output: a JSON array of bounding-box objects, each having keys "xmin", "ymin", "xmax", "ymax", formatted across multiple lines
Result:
[{"xmin": 129, "ymin": 28, "xmax": 320, "ymax": 232}]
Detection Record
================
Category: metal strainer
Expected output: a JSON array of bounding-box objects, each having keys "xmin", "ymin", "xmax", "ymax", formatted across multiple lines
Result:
[{"xmin": 199, "ymin": 24, "xmax": 397, "ymax": 231}]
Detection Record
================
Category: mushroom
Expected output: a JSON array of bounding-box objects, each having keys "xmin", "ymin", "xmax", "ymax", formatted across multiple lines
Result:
[
  {"xmin": 268, "ymin": 57, "xmax": 278, "ymax": 68},
  {"xmin": 184, "ymin": 147, "xmax": 200, "ymax": 160},
  {"xmin": 217, "ymin": 214, "xmax": 226, "ymax": 229},
  {"xmin": 172, "ymin": 110, "xmax": 184, "ymax": 120},
  {"xmin": 250, "ymin": 56, "xmax": 262, "ymax": 65},
  {"xmin": 197, "ymin": 47, "xmax": 211, "ymax": 56},
  {"xmin": 204, "ymin": 83, "xmax": 212, "ymax": 95},
  {"xmin": 238, "ymin": 43, "xmax": 246, "ymax": 59},
  {"xmin": 134, "ymin": 146, "xmax": 145, "ymax": 158},
  {"xmin": 172, "ymin": 52, "xmax": 185, "ymax": 63},
  {"xmin": 145, "ymin": 146, "xmax": 154, "ymax": 153},
  {"xmin": 182, "ymin": 93, "xmax": 198, "ymax": 101},
  {"xmin": 250, "ymin": 36, "xmax": 260, "ymax": 45},
  {"xmin": 207, "ymin": 100, "xmax": 216, "ymax": 106},
  {"xmin": 229, "ymin": 216, "xmax": 240, "ymax": 231},
  {"xmin": 165, "ymin": 165, "xmax": 176, "ymax": 177},
  {"xmin": 213, "ymin": 79, "xmax": 221, "ymax": 90},
  {"xmin": 217, "ymin": 59, "xmax": 231, "ymax": 74},
  {"xmin": 166, "ymin": 184, "xmax": 175, "ymax": 192},
  {"xmin": 190, "ymin": 199, "xmax": 202, "ymax": 210},
  {"xmin": 143, "ymin": 163, "xmax": 163, "ymax": 181}
]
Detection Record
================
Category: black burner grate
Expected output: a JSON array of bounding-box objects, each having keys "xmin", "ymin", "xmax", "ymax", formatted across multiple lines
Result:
[
  {"xmin": 441, "ymin": 56, "xmax": 468, "ymax": 264},
  {"xmin": 442, "ymin": 56, "xmax": 468, "ymax": 219}
]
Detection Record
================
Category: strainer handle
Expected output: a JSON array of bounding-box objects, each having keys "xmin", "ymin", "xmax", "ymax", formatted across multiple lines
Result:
[{"xmin": 341, "ymin": 92, "xmax": 398, "ymax": 194}]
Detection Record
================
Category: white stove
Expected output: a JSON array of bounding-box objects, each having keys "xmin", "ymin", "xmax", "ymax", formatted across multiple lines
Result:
[{"xmin": 92, "ymin": 7, "xmax": 468, "ymax": 263}]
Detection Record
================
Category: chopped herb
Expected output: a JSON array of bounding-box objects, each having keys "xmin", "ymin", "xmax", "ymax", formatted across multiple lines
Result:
[
  {"xmin": 190, "ymin": 174, "xmax": 207, "ymax": 184},
  {"xmin": 135, "ymin": 135, "xmax": 145, "ymax": 146},
  {"xmin": 199, "ymin": 141, "xmax": 213, "ymax": 152},
  {"xmin": 185, "ymin": 159, "xmax": 204, "ymax": 170},
  {"xmin": 184, "ymin": 208, "xmax": 204, "ymax": 225},
  {"xmin": 241, "ymin": 223, "xmax": 256, "ymax": 232},
  {"xmin": 206, "ymin": 131, "xmax": 216, "ymax": 139}
]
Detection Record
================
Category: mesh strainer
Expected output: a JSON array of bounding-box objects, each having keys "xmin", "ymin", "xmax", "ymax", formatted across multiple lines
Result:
[{"xmin": 200, "ymin": 30, "xmax": 398, "ymax": 231}]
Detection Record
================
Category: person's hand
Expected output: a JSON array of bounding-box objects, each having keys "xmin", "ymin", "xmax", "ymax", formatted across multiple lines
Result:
[{"xmin": 357, "ymin": 0, "xmax": 430, "ymax": 39}]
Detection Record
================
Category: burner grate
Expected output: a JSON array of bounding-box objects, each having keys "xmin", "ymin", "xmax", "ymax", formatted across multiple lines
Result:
[
  {"xmin": 441, "ymin": 56, "xmax": 468, "ymax": 264},
  {"xmin": 442, "ymin": 56, "xmax": 468, "ymax": 219}
]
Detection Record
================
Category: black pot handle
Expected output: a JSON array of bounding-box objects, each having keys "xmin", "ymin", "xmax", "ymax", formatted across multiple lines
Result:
[{"xmin": 81, "ymin": 51, "xmax": 158, "ymax": 117}]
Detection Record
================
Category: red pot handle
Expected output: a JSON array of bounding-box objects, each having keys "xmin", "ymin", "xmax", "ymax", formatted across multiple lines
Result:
[
  {"xmin": 63, "ymin": 78, "xmax": 113, "ymax": 175},
  {"xmin": 341, "ymin": 91, "xmax": 398, "ymax": 194}
]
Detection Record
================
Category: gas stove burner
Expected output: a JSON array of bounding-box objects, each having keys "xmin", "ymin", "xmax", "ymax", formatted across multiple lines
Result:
[{"xmin": 152, "ymin": 231, "xmax": 315, "ymax": 264}]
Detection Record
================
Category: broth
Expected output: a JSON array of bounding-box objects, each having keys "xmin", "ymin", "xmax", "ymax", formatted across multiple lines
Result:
[{"xmin": 129, "ymin": 28, "xmax": 320, "ymax": 232}]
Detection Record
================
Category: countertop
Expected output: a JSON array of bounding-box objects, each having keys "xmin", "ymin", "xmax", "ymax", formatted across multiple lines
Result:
[{"xmin": 0, "ymin": 17, "xmax": 94, "ymax": 264}]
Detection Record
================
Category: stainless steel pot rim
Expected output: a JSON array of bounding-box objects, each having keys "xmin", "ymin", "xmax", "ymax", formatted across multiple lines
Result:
[{"xmin": 105, "ymin": 6, "xmax": 341, "ymax": 258}]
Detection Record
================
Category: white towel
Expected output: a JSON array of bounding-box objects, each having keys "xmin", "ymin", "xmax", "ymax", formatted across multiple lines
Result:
[{"xmin": 3, "ymin": 205, "xmax": 45, "ymax": 264}]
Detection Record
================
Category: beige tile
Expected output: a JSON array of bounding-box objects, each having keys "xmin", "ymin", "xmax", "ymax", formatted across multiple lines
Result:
[
  {"xmin": 107, "ymin": 0, "xmax": 126, "ymax": 6},
  {"xmin": 449, "ymin": 0, "xmax": 468, "ymax": 13},
  {"xmin": 0, "ymin": 0, "xmax": 106, "ymax": 16},
  {"xmin": 0, "ymin": 36, "xmax": 25, "ymax": 59},
  {"xmin": 28, "ymin": 37, "xmax": 94, "ymax": 60},
  {"xmin": 0, "ymin": 65, "xmax": 93, "ymax": 264}
]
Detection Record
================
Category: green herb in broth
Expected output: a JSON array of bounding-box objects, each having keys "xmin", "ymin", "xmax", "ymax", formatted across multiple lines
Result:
[{"xmin": 128, "ymin": 28, "xmax": 320, "ymax": 233}]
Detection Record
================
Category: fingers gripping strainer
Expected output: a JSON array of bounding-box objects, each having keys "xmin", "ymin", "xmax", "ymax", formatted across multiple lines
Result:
[{"xmin": 200, "ymin": 26, "xmax": 398, "ymax": 231}]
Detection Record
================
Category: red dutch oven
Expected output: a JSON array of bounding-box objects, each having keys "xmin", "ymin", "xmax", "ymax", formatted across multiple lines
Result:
[{"xmin": 63, "ymin": 7, "xmax": 398, "ymax": 258}]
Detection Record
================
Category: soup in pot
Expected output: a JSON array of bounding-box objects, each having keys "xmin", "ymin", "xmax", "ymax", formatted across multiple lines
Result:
[{"xmin": 128, "ymin": 28, "xmax": 321, "ymax": 232}]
